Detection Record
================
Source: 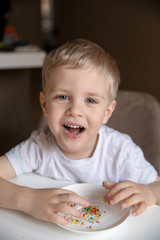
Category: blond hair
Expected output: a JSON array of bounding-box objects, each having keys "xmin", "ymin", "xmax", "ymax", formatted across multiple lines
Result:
[{"xmin": 42, "ymin": 38, "xmax": 120, "ymax": 101}]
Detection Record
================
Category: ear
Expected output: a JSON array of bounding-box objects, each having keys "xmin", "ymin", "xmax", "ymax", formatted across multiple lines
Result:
[
  {"xmin": 102, "ymin": 100, "xmax": 116, "ymax": 124},
  {"xmin": 39, "ymin": 91, "xmax": 48, "ymax": 117}
]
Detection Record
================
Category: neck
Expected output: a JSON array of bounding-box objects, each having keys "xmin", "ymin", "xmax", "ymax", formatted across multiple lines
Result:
[{"xmin": 57, "ymin": 134, "xmax": 99, "ymax": 160}]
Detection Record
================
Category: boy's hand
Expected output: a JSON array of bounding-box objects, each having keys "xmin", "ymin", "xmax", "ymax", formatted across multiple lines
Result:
[
  {"xmin": 103, "ymin": 180, "xmax": 157, "ymax": 216},
  {"xmin": 24, "ymin": 188, "xmax": 89, "ymax": 226}
]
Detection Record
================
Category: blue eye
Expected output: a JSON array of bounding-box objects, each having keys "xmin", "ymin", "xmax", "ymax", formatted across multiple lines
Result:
[
  {"xmin": 58, "ymin": 95, "xmax": 69, "ymax": 100},
  {"xmin": 86, "ymin": 98, "xmax": 96, "ymax": 104}
]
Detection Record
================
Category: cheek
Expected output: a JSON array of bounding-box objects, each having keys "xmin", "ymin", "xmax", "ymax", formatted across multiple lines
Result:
[
  {"xmin": 47, "ymin": 104, "xmax": 63, "ymax": 124},
  {"xmin": 96, "ymin": 109, "xmax": 110, "ymax": 125},
  {"xmin": 47, "ymin": 113, "xmax": 58, "ymax": 134},
  {"xmin": 89, "ymin": 113, "xmax": 105, "ymax": 128}
]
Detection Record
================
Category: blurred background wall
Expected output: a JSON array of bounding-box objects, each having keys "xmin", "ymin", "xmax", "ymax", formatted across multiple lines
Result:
[{"xmin": 58, "ymin": 0, "xmax": 160, "ymax": 102}]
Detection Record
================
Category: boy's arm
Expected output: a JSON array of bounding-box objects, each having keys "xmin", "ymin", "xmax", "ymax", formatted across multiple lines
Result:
[
  {"xmin": 0, "ymin": 155, "xmax": 16, "ymax": 179},
  {"xmin": 103, "ymin": 177, "xmax": 160, "ymax": 216},
  {"xmin": 0, "ymin": 155, "xmax": 27, "ymax": 213},
  {"xmin": 0, "ymin": 155, "xmax": 89, "ymax": 225},
  {"xmin": 148, "ymin": 176, "xmax": 160, "ymax": 205}
]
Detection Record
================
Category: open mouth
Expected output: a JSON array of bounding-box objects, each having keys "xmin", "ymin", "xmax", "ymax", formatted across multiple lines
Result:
[{"xmin": 63, "ymin": 124, "xmax": 85, "ymax": 135}]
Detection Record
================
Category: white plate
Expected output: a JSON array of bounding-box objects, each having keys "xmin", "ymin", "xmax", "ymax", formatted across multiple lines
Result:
[{"xmin": 58, "ymin": 183, "xmax": 130, "ymax": 233}]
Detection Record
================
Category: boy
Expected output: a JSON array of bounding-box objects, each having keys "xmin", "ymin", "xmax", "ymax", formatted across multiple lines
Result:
[{"xmin": 0, "ymin": 39, "xmax": 160, "ymax": 226}]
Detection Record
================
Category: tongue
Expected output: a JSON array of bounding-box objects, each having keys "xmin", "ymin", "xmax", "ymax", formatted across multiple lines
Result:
[{"xmin": 68, "ymin": 127, "xmax": 81, "ymax": 135}]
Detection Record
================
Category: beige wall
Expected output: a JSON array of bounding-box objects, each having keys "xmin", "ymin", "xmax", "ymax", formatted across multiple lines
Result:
[{"xmin": 58, "ymin": 0, "xmax": 160, "ymax": 101}]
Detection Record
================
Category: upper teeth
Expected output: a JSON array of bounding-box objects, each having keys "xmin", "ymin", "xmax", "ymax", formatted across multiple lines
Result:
[{"xmin": 64, "ymin": 124, "xmax": 83, "ymax": 129}]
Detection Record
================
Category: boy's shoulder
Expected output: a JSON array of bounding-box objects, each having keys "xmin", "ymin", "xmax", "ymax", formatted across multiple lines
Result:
[
  {"xmin": 100, "ymin": 124, "xmax": 132, "ymax": 142},
  {"xmin": 31, "ymin": 125, "xmax": 50, "ymax": 137},
  {"xmin": 99, "ymin": 125, "xmax": 135, "ymax": 152},
  {"xmin": 30, "ymin": 125, "xmax": 54, "ymax": 147}
]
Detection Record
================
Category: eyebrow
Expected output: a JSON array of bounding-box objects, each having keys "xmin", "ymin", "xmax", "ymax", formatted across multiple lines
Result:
[
  {"xmin": 51, "ymin": 89, "xmax": 105, "ymax": 100},
  {"xmin": 86, "ymin": 92, "xmax": 105, "ymax": 100},
  {"xmin": 49, "ymin": 88, "xmax": 70, "ymax": 94},
  {"xmin": 52, "ymin": 88, "xmax": 69, "ymax": 91}
]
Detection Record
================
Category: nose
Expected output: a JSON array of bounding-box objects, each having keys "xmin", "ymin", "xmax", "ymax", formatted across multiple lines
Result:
[{"xmin": 65, "ymin": 100, "xmax": 83, "ymax": 117}]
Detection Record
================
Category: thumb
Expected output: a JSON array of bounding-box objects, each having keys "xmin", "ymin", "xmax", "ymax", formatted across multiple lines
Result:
[{"xmin": 102, "ymin": 181, "xmax": 116, "ymax": 190}]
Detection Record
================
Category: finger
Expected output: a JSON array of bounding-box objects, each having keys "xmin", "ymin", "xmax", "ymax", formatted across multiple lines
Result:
[
  {"xmin": 34, "ymin": 208, "xmax": 69, "ymax": 226},
  {"xmin": 107, "ymin": 185, "xmax": 139, "ymax": 205},
  {"xmin": 102, "ymin": 181, "xmax": 116, "ymax": 189},
  {"xmin": 58, "ymin": 191, "xmax": 90, "ymax": 207},
  {"xmin": 48, "ymin": 212, "xmax": 69, "ymax": 226},
  {"xmin": 103, "ymin": 181, "xmax": 117, "ymax": 200},
  {"xmin": 105, "ymin": 181, "xmax": 135, "ymax": 200},
  {"xmin": 131, "ymin": 202, "xmax": 147, "ymax": 216},
  {"xmin": 120, "ymin": 193, "xmax": 143, "ymax": 211},
  {"xmin": 55, "ymin": 203, "xmax": 83, "ymax": 219}
]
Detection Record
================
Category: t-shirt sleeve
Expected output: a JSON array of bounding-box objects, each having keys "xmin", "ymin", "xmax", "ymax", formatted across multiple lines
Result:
[
  {"xmin": 119, "ymin": 138, "xmax": 158, "ymax": 184},
  {"xmin": 5, "ymin": 130, "xmax": 41, "ymax": 176}
]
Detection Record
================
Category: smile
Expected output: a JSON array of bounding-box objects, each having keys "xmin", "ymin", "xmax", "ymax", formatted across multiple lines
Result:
[{"xmin": 63, "ymin": 124, "xmax": 85, "ymax": 136}]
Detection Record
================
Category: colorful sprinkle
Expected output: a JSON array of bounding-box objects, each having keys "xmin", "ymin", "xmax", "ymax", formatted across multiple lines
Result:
[
  {"xmin": 65, "ymin": 204, "xmax": 103, "ymax": 230},
  {"xmin": 104, "ymin": 199, "xmax": 113, "ymax": 205},
  {"xmin": 102, "ymin": 181, "xmax": 107, "ymax": 186}
]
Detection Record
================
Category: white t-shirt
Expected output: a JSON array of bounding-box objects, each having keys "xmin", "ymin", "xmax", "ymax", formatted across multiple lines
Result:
[{"xmin": 6, "ymin": 125, "xmax": 157, "ymax": 185}]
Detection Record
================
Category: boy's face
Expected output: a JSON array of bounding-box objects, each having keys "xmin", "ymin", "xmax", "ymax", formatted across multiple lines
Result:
[{"xmin": 40, "ymin": 65, "xmax": 115, "ymax": 159}]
